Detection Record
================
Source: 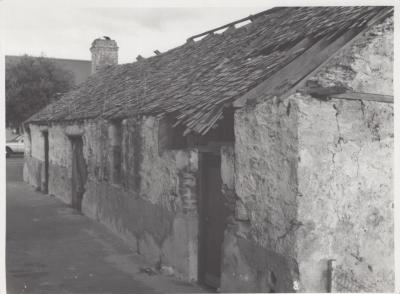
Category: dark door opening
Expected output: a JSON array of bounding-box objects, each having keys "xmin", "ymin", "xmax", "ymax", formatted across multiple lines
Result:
[
  {"xmin": 199, "ymin": 153, "xmax": 230, "ymax": 289},
  {"xmin": 42, "ymin": 131, "xmax": 49, "ymax": 194},
  {"xmin": 70, "ymin": 136, "xmax": 87, "ymax": 212}
]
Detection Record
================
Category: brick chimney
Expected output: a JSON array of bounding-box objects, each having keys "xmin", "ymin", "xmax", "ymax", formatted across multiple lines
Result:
[{"xmin": 90, "ymin": 37, "xmax": 118, "ymax": 74}]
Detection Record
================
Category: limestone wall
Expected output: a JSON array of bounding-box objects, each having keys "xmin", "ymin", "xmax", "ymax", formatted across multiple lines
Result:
[
  {"xmin": 30, "ymin": 124, "xmax": 46, "ymax": 161},
  {"xmin": 221, "ymin": 97, "xmax": 300, "ymax": 293},
  {"xmin": 24, "ymin": 117, "xmax": 200, "ymax": 280},
  {"xmin": 295, "ymin": 96, "xmax": 393, "ymax": 292},
  {"xmin": 220, "ymin": 15, "xmax": 393, "ymax": 293},
  {"xmin": 82, "ymin": 116, "xmax": 199, "ymax": 280},
  {"xmin": 23, "ymin": 124, "xmax": 43, "ymax": 187},
  {"xmin": 48, "ymin": 124, "xmax": 75, "ymax": 202},
  {"xmin": 234, "ymin": 98, "xmax": 299, "ymax": 256},
  {"xmin": 295, "ymin": 15, "xmax": 394, "ymax": 292}
]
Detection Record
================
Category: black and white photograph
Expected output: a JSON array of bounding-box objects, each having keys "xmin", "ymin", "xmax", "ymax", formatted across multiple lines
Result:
[{"xmin": 2, "ymin": 0, "xmax": 397, "ymax": 293}]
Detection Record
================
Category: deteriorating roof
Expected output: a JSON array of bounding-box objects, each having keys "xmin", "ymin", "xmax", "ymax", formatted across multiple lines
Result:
[{"xmin": 28, "ymin": 6, "xmax": 393, "ymax": 134}]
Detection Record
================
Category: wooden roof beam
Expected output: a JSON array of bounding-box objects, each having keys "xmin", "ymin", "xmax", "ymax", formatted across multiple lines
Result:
[
  {"xmin": 330, "ymin": 92, "xmax": 393, "ymax": 103},
  {"xmin": 233, "ymin": 8, "xmax": 393, "ymax": 108}
]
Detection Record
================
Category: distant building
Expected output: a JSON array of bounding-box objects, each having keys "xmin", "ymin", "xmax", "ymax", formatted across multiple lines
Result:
[
  {"xmin": 24, "ymin": 7, "xmax": 394, "ymax": 293},
  {"xmin": 6, "ymin": 55, "xmax": 91, "ymax": 85},
  {"xmin": 5, "ymin": 55, "xmax": 91, "ymax": 132}
]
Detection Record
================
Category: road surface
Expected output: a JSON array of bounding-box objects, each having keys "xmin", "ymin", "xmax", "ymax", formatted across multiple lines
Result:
[{"xmin": 6, "ymin": 157, "xmax": 204, "ymax": 294}]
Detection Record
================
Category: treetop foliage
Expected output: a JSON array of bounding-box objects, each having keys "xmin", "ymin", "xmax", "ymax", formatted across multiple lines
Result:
[{"xmin": 6, "ymin": 55, "xmax": 74, "ymax": 127}]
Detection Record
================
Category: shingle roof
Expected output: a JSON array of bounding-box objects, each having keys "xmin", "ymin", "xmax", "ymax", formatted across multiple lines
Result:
[{"xmin": 28, "ymin": 6, "xmax": 393, "ymax": 134}]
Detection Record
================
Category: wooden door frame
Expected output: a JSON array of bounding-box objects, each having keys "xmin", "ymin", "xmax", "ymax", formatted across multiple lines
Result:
[
  {"xmin": 197, "ymin": 151, "xmax": 206, "ymax": 285},
  {"xmin": 42, "ymin": 130, "xmax": 49, "ymax": 194},
  {"xmin": 197, "ymin": 149, "xmax": 223, "ymax": 288},
  {"xmin": 69, "ymin": 135, "xmax": 86, "ymax": 212}
]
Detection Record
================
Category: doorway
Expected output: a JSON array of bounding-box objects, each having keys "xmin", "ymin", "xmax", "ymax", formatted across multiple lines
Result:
[
  {"xmin": 199, "ymin": 153, "xmax": 230, "ymax": 289},
  {"xmin": 42, "ymin": 131, "xmax": 49, "ymax": 194},
  {"xmin": 70, "ymin": 136, "xmax": 87, "ymax": 212}
]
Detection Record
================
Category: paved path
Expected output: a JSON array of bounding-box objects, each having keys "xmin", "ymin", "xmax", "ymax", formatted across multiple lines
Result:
[{"xmin": 6, "ymin": 157, "xmax": 206, "ymax": 294}]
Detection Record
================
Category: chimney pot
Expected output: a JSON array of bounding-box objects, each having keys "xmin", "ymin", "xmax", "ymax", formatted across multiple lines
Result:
[{"xmin": 90, "ymin": 37, "xmax": 118, "ymax": 74}]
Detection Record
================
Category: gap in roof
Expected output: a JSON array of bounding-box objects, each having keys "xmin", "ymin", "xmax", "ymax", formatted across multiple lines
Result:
[
  {"xmin": 235, "ymin": 19, "xmax": 252, "ymax": 28},
  {"xmin": 192, "ymin": 34, "xmax": 209, "ymax": 42},
  {"xmin": 214, "ymin": 27, "xmax": 229, "ymax": 34}
]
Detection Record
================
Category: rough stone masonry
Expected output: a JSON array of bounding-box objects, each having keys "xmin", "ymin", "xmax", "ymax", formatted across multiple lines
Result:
[{"xmin": 220, "ymin": 15, "xmax": 393, "ymax": 293}]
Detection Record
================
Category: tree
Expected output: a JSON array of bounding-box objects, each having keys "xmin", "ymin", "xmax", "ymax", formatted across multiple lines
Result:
[{"xmin": 6, "ymin": 55, "xmax": 74, "ymax": 129}]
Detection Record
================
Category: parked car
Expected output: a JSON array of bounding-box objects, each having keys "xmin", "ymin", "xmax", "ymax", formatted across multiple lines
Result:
[{"xmin": 6, "ymin": 135, "xmax": 24, "ymax": 157}]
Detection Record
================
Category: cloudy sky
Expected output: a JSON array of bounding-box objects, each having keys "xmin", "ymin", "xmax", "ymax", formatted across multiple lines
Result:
[
  {"xmin": 2, "ymin": 0, "xmax": 395, "ymax": 64},
  {"xmin": 2, "ymin": 1, "xmax": 271, "ymax": 64}
]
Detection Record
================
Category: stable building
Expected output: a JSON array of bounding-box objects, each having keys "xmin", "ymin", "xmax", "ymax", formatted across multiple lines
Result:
[{"xmin": 24, "ymin": 7, "xmax": 394, "ymax": 293}]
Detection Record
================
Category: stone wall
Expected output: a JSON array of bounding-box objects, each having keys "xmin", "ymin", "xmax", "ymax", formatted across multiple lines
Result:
[
  {"xmin": 24, "ymin": 116, "xmax": 200, "ymax": 280},
  {"xmin": 48, "ymin": 124, "xmax": 75, "ymax": 203},
  {"xmin": 24, "ymin": 123, "xmax": 78, "ymax": 202},
  {"xmin": 82, "ymin": 116, "xmax": 199, "ymax": 280},
  {"xmin": 295, "ymin": 15, "xmax": 394, "ymax": 292},
  {"xmin": 221, "ymin": 97, "xmax": 300, "ymax": 293},
  {"xmin": 295, "ymin": 96, "xmax": 393, "ymax": 292},
  {"xmin": 23, "ymin": 124, "xmax": 46, "ymax": 188},
  {"xmin": 220, "ymin": 15, "xmax": 393, "ymax": 293}
]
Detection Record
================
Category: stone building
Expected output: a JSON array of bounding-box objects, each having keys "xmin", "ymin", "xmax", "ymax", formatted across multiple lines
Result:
[{"xmin": 23, "ymin": 7, "xmax": 394, "ymax": 293}]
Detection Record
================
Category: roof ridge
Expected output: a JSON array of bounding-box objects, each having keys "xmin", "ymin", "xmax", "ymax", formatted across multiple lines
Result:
[
  {"xmin": 26, "ymin": 7, "xmax": 393, "ymax": 135},
  {"xmin": 186, "ymin": 7, "xmax": 285, "ymax": 43}
]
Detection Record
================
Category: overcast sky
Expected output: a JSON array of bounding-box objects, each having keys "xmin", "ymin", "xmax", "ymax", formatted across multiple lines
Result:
[
  {"xmin": 3, "ymin": 3, "xmax": 270, "ymax": 64},
  {"xmin": 2, "ymin": 0, "xmax": 396, "ymax": 64}
]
